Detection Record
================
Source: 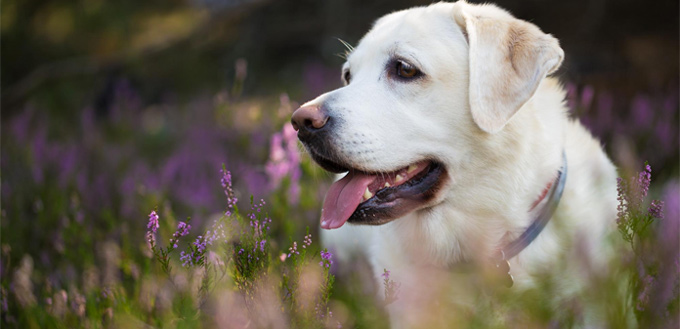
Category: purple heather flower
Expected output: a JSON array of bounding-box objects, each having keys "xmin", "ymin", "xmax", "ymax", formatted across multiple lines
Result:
[
  {"xmin": 169, "ymin": 221, "xmax": 191, "ymax": 249},
  {"xmin": 382, "ymin": 268, "xmax": 401, "ymax": 305},
  {"xmin": 188, "ymin": 244, "xmax": 202, "ymax": 265},
  {"xmin": 283, "ymin": 123, "xmax": 302, "ymax": 204},
  {"xmin": 177, "ymin": 222, "xmax": 190, "ymax": 237},
  {"xmin": 205, "ymin": 220, "xmax": 227, "ymax": 245},
  {"xmin": 266, "ymin": 133, "xmax": 289, "ymax": 183},
  {"xmin": 269, "ymin": 133, "xmax": 285, "ymax": 162},
  {"xmin": 617, "ymin": 163, "xmax": 658, "ymax": 226},
  {"xmin": 302, "ymin": 234, "xmax": 312, "ymax": 249},
  {"xmin": 649, "ymin": 200, "xmax": 665, "ymax": 219},
  {"xmin": 265, "ymin": 123, "xmax": 302, "ymax": 205},
  {"xmin": 637, "ymin": 164, "xmax": 652, "ymax": 204},
  {"xmin": 616, "ymin": 177, "xmax": 629, "ymax": 225},
  {"xmin": 247, "ymin": 201, "xmax": 271, "ymax": 240},
  {"xmin": 145, "ymin": 211, "xmax": 160, "ymax": 251},
  {"xmin": 180, "ymin": 251, "xmax": 192, "ymax": 267},
  {"xmin": 146, "ymin": 231, "xmax": 156, "ymax": 251},
  {"xmin": 180, "ymin": 232, "xmax": 212, "ymax": 268},
  {"xmin": 195, "ymin": 237, "xmax": 206, "ymax": 253},
  {"xmin": 288, "ymin": 242, "xmax": 299, "ymax": 258},
  {"xmin": 253, "ymin": 199, "xmax": 265, "ymax": 213},
  {"xmin": 259, "ymin": 240, "xmax": 267, "ymax": 252},
  {"xmin": 320, "ymin": 250, "xmax": 333, "ymax": 268},
  {"xmin": 178, "ymin": 208, "xmax": 227, "ymax": 267},
  {"xmin": 147, "ymin": 211, "xmax": 160, "ymax": 233},
  {"xmin": 221, "ymin": 167, "xmax": 238, "ymax": 210}
]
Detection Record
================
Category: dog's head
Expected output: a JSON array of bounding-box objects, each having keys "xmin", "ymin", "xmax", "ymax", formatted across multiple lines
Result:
[{"xmin": 292, "ymin": 1, "xmax": 564, "ymax": 230}]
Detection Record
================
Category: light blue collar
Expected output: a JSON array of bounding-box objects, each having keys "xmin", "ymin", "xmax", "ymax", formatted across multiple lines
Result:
[{"xmin": 492, "ymin": 151, "xmax": 568, "ymax": 287}]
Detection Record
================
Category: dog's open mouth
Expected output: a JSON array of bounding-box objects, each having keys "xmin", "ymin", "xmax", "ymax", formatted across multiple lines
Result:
[{"xmin": 320, "ymin": 160, "xmax": 446, "ymax": 229}]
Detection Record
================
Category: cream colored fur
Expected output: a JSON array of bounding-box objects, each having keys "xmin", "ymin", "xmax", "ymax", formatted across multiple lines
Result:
[{"xmin": 301, "ymin": 1, "xmax": 617, "ymax": 327}]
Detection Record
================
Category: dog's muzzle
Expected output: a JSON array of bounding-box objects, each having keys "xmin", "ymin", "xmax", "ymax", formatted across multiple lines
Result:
[{"xmin": 291, "ymin": 105, "xmax": 352, "ymax": 173}]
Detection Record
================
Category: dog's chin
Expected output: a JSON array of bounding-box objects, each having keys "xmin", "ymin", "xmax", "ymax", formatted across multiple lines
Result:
[
  {"xmin": 307, "ymin": 151, "xmax": 352, "ymax": 174},
  {"xmin": 307, "ymin": 147, "xmax": 448, "ymax": 228}
]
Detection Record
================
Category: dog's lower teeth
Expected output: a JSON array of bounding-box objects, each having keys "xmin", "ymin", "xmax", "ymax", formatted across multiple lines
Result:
[
  {"xmin": 363, "ymin": 187, "xmax": 374, "ymax": 201},
  {"xmin": 384, "ymin": 182, "xmax": 391, "ymax": 188},
  {"xmin": 395, "ymin": 174, "xmax": 404, "ymax": 183}
]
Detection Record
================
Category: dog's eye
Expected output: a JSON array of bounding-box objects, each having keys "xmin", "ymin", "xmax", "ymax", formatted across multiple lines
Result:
[
  {"xmin": 343, "ymin": 70, "xmax": 351, "ymax": 84},
  {"xmin": 396, "ymin": 61, "xmax": 419, "ymax": 79}
]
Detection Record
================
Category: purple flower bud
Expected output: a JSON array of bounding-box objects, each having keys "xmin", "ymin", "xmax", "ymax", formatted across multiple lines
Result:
[{"xmin": 147, "ymin": 211, "xmax": 159, "ymax": 233}]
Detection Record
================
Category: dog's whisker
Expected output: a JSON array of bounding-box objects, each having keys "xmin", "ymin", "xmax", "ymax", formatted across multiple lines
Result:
[{"xmin": 336, "ymin": 38, "xmax": 355, "ymax": 53}]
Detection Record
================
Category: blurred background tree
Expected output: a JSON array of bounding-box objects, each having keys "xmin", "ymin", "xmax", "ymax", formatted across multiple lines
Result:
[
  {"xmin": 3, "ymin": 0, "xmax": 677, "ymax": 108},
  {"xmin": 3, "ymin": 0, "xmax": 678, "ymax": 174}
]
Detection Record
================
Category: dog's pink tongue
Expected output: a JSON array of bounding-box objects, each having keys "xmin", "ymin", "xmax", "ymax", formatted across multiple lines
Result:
[{"xmin": 321, "ymin": 172, "xmax": 376, "ymax": 230}]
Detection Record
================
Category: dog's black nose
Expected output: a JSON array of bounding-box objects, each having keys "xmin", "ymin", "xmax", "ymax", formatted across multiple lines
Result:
[{"xmin": 291, "ymin": 105, "xmax": 329, "ymax": 134}]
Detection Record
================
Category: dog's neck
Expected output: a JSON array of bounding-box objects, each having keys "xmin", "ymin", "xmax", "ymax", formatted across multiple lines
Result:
[
  {"xmin": 497, "ymin": 151, "xmax": 567, "ymax": 261},
  {"xmin": 489, "ymin": 151, "xmax": 568, "ymax": 286}
]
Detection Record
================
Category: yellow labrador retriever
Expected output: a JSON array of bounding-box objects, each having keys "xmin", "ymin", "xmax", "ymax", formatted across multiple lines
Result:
[{"xmin": 291, "ymin": 1, "xmax": 617, "ymax": 326}]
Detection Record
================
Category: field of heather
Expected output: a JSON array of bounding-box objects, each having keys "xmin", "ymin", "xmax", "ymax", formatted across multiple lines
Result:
[{"xmin": 2, "ymin": 0, "xmax": 678, "ymax": 328}]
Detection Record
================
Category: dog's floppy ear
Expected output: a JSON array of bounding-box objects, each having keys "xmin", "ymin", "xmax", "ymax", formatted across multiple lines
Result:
[{"xmin": 453, "ymin": 2, "xmax": 564, "ymax": 133}]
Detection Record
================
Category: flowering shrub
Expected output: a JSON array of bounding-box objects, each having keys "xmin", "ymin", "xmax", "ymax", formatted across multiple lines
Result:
[
  {"xmin": 616, "ymin": 163, "xmax": 664, "ymax": 248},
  {"xmin": 616, "ymin": 163, "xmax": 678, "ymax": 326},
  {"xmin": 1, "ymin": 62, "xmax": 677, "ymax": 327},
  {"xmin": 139, "ymin": 167, "xmax": 341, "ymax": 328}
]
